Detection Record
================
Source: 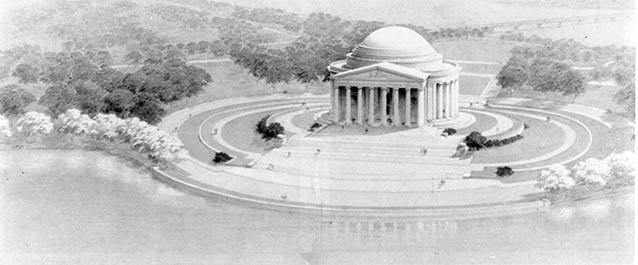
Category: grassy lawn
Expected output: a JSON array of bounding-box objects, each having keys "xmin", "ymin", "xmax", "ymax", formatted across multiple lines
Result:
[
  {"xmin": 459, "ymin": 75, "xmax": 492, "ymax": 96},
  {"xmin": 220, "ymin": 110, "xmax": 285, "ymax": 154},
  {"xmin": 290, "ymin": 110, "xmax": 321, "ymax": 132},
  {"xmin": 500, "ymin": 84, "xmax": 627, "ymax": 114},
  {"xmin": 471, "ymin": 116, "xmax": 565, "ymax": 164},
  {"xmin": 456, "ymin": 110, "xmax": 498, "ymax": 135},
  {"xmin": 433, "ymin": 39, "xmax": 517, "ymax": 63},
  {"xmin": 458, "ymin": 63, "xmax": 502, "ymax": 74}
]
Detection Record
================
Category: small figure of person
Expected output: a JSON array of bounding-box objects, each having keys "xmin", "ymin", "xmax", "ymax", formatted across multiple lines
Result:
[
  {"xmin": 546, "ymin": 116, "xmax": 551, "ymax": 122},
  {"xmin": 268, "ymin": 163, "xmax": 274, "ymax": 170},
  {"xmin": 315, "ymin": 149, "xmax": 321, "ymax": 156},
  {"xmin": 364, "ymin": 128, "xmax": 369, "ymax": 134},
  {"xmin": 469, "ymin": 102, "xmax": 473, "ymax": 108},
  {"xmin": 341, "ymin": 125, "xmax": 345, "ymax": 131},
  {"xmin": 212, "ymin": 128, "xmax": 218, "ymax": 135},
  {"xmin": 287, "ymin": 152, "xmax": 291, "ymax": 158},
  {"xmin": 189, "ymin": 113, "xmax": 192, "ymax": 118},
  {"xmin": 438, "ymin": 179, "xmax": 446, "ymax": 189}
]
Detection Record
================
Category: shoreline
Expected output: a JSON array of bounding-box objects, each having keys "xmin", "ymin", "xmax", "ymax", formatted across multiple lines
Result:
[{"xmin": 2, "ymin": 144, "xmax": 633, "ymax": 219}]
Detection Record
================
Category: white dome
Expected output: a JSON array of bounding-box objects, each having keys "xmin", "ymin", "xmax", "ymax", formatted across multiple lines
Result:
[
  {"xmin": 358, "ymin": 26, "xmax": 436, "ymax": 54},
  {"xmin": 345, "ymin": 26, "xmax": 443, "ymax": 70}
]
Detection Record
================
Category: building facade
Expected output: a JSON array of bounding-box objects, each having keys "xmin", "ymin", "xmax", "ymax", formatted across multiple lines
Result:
[{"xmin": 327, "ymin": 26, "xmax": 461, "ymax": 127}]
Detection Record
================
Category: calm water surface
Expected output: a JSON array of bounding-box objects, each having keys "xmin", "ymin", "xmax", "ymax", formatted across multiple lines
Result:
[{"xmin": 0, "ymin": 150, "xmax": 633, "ymax": 264}]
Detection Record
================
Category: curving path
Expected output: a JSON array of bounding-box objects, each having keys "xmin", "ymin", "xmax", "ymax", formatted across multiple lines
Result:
[{"xmin": 156, "ymin": 95, "xmax": 627, "ymax": 213}]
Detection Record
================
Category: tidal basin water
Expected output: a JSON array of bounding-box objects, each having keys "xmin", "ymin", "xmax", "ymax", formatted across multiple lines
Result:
[{"xmin": 1, "ymin": 150, "xmax": 633, "ymax": 264}]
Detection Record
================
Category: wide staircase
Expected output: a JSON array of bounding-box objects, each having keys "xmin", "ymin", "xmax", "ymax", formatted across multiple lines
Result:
[{"xmin": 253, "ymin": 127, "xmax": 480, "ymax": 185}]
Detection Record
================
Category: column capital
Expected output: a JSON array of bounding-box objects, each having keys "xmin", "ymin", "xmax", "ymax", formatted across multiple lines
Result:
[{"xmin": 380, "ymin": 87, "xmax": 388, "ymax": 91}]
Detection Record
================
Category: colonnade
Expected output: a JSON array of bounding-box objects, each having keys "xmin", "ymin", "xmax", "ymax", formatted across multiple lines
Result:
[
  {"xmin": 331, "ymin": 79, "xmax": 459, "ymax": 126},
  {"xmin": 426, "ymin": 79, "xmax": 460, "ymax": 121},
  {"xmin": 332, "ymin": 85, "xmax": 424, "ymax": 127}
]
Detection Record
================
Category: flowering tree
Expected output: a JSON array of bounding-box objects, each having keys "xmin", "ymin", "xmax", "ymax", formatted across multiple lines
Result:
[
  {"xmin": 56, "ymin": 109, "xmax": 97, "ymax": 135},
  {"xmin": 0, "ymin": 115, "xmax": 12, "ymax": 137},
  {"xmin": 538, "ymin": 164, "xmax": 575, "ymax": 192},
  {"xmin": 605, "ymin": 151, "xmax": 636, "ymax": 180},
  {"xmin": 93, "ymin": 113, "xmax": 125, "ymax": 140},
  {"xmin": 15, "ymin": 111, "xmax": 54, "ymax": 136},
  {"xmin": 571, "ymin": 158, "xmax": 610, "ymax": 186}
]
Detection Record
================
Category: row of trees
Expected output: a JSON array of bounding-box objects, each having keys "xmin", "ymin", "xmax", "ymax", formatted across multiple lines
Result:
[
  {"xmin": 496, "ymin": 56, "xmax": 586, "ymax": 97},
  {"xmin": 538, "ymin": 152, "xmax": 635, "ymax": 192},
  {"xmin": 0, "ymin": 109, "xmax": 186, "ymax": 162},
  {"xmin": 2, "ymin": 47, "xmax": 211, "ymax": 124}
]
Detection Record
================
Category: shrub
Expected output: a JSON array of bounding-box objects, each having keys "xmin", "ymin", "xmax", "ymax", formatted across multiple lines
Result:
[
  {"xmin": 213, "ymin": 152, "xmax": 233, "ymax": 163},
  {"xmin": 496, "ymin": 166, "xmax": 514, "ymax": 177},
  {"xmin": 523, "ymin": 123, "xmax": 530, "ymax": 129},
  {"xmin": 443, "ymin": 128, "xmax": 457, "ymax": 136},
  {"xmin": 308, "ymin": 122, "xmax": 322, "ymax": 132},
  {"xmin": 501, "ymin": 138, "xmax": 512, "ymax": 145},
  {"xmin": 463, "ymin": 131, "xmax": 488, "ymax": 150},
  {"xmin": 256, "ymin": 115, "xmax": 285, "ymax": 140}
]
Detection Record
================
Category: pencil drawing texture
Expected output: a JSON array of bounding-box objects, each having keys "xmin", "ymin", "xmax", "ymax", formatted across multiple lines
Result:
[{"xmin": 0, "ymin": 0, "xmax": 635, "ymax": 264}]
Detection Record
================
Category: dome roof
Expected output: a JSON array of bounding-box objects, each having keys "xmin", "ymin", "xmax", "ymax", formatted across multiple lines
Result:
[
  {"xmin": 344, "ymin": 26, "xmax": 443, "ymax": 70},
  {"xmin": 359, "ymin": 26, "xmax": 436, "ymax": 54}
]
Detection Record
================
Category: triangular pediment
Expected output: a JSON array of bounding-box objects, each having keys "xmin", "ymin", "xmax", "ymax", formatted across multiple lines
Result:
[{"xmin": 333, "ymin": 62, "xmax": 429, "ymax": 83}]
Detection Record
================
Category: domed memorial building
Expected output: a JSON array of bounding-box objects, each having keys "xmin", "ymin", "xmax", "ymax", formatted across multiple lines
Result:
[{"xmin": 328, "ymin": 26, "xmax": 461, "ymax": 127}]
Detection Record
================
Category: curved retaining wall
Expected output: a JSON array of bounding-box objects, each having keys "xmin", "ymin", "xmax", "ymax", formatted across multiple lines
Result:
[{"xmin": 151, "ymin": 166, "xmax": 550, "ymax": 219}]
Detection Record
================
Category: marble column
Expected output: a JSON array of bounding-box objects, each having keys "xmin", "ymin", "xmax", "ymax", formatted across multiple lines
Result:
[
  {"xmin": 380, "ymin": 87, "xmax": 388, "ymax": 126},
  {"xmin": 333, "ymin": 85, "xmax": 340, "ymax": 122},
  {"xmin": 443, "ymin": 82, "xmax": 452, "ymax": 118},
  {"xmin": 437, "ymin": 84, "xmax": 443, "ymax": 119},
  {"xmin": 368, "ymin": 87, "xmax": 375, "ymax": 125},
  {"xmin": 392, "ymin": 87, "xmax": 400, "ymax": 126},
  {"xmin": 454, "ymin": 80, "xmax": 460, "ymax": 116},
  {"xmin": 417, "ymin": 88, "xmax": 425, "ymax": 126},
  {"xmin": 451, "ymin": 81, "xmax": 457, "ymax": 116},
  {"xmin": 345, "ymin": 87, "xmax": 352, "ymax": 124},
  {"xmin": 357, "ymin": 87, "xmax": 364, "ymax": 125},
  {"xmin": 427, "ymin": 84, "xmax": 434, "ymax": 121},
  {"xmin": 405, "ymin": 88, "xmax": 411, "ymax": 127}
]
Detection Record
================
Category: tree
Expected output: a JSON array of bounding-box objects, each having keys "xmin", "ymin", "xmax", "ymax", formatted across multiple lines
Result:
[
  {"xmin": 129, "ymin": 92, "xmax": 165, "ymax": 124},
  {"xmin": 102, "ymin": 89, "xmax": 135, "ymax": 117},
  {"xmin": 15, "ymin": 111, "xmax": 53, "ymax": 136},
  {"xmin": 72, "ymin": 81, "xmax": 106, "ymax": 116},
  {"xmin": 538, "ymin": 164, "xmax": 575, "ymax": 192},
  {"xmin": 496, "ymin": 56, "xmax": 529, "ymax": 89},
  {"xmin": 571, "ymin": 158, "xmax": 610, "ymax": 186},
  {"xmin": 615, "ymin": 81, "xmax": 635, "ymax": 119},
  {"xmin": 0, "ymin": 85, "xmax": 36, "ymax": 115},
  {"xmin": 605, "ymin": 152, "xmax": 636, "ymax": 181},
  {"xmin": 0, "ymin": 115, "xmax": 11, "ymax": 137},
  {"xmin": 12, "ymin": 63, "xmax": 40, "ymax": 83},
  {"xmin": 39, "ymin": 84, "xmax": 78, "ymax": 116},
  {"xmin": 126, "ymin": 50, "xmax": 144, "ymax": 65},
  {"xmin": 55, "ymin": 108, "xmax": 97, "ymax": 135}
]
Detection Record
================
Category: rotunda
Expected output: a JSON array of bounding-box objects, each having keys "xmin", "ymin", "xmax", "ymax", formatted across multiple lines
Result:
[{"xmin": 327, "ymin": 26, "xmax": 461, "ymax": 127}]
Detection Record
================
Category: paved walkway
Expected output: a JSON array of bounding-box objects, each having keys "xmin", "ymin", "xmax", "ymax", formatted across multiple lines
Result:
[{"xmin": 157, "ymin": 95, "xmax": 617, "ymax": 210}]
